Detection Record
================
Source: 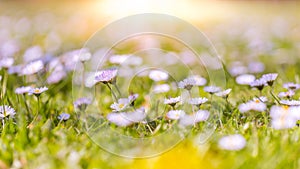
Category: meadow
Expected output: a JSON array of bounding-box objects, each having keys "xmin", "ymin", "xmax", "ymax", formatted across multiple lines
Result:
[{"xmin": 1, "ymin": 1, "xmax": 300, "ymax": 169}]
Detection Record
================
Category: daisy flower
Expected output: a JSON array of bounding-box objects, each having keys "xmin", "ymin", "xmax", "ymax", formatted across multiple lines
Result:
[
  {"xmin": 28, "ymin": 87, "xmax": 48, "ymax": 96},
  {"xmin": 124, "ymin": 107, "xmax": 147, "ymax": 123},
  {"xmin": 229, "ymin": 65, "xmax": 248, "ymax": 77},
  {"xmin": 107, "ymin": 112, "xmax": 133, "ymax": 127},
  {"xmin": 152, "ymin": 84, "xmax": 170, "ymax": 94},
  {"xmin": 21, "ymin": 60, "xmax": 44, "ymax": 75},
  {"xmin": 79, "ymin": 52, "xmax": 91, "ymax": 62},
  {"xmin": 204, "ymin": 86, "xmax": 221, "ymax": 94},
  {"xmin": 248, "ymin": 62, "xmax": 265, "ymax": 74},
  {"xmin": 0, "ymin": 57, "xmax": 14, "ymax": 69},
  {"xmin": 269, "ymin": 105, "xmax": 300, "ymax": 119},
  {"xmin": 270, "ymin": 105, "xmax": 299, "ymax": 130},
  {"xmin": 253, "ymin": 96, "xmax": 268, "ymax": 103},
  {"xmin": 8, "ymin": 65, "xmax": 23, "ymax": 75},
  {"xmin": 188, "ymin": 75, "xmax": 207, "ymax": 86},
  {"xmin": 195, "ymin": 110, "xmax": 210, "ymax": 122},
  {"xmin": 235, "ymin": 74, "xmax": 255, "ymax": 85},
  {"xmin": 188, "ymin": 97, "xmax": 208, "ymax": 107},
  {"xmin": 250, "ymin": 78, "xmax": 266, "ymax": 91},
  {"xmin": 218, "ymin": 134, "xmax": 246, "ymax": 151},
  {"xmin": 178, "ymin": 75, "xmax": 206, "ymax": 90},
  {"xmin": 0, "ymin": 105, "xmax": 16, "ymax": 119},
  {"xmin": 283, "ymin": 82, "xmax": 300, "ymax": 91},
  {"xmin": 271, "ymin": 117, "xmax": 297, "ymax": 130},
  {"xmin": 179, "ymin": 110, "xmax": 209, "ymax": 126},
  {"xmin": 109, "ymin": 54, "xmax": 130, "ymax": 64},
  {"xmin": 279, "ymin": 99, "xmax": 300, "ymax": 106},
  {"xmin": 47, "ymin": 70, "xmax": 67, "ymax": 84},
  {"xmin": 215, "ymin": 88, "xmax": 232, "ymax": 98},
  {"xmin": 95, "ymin": 67, "xmax": 118, "ymax": 84},
  {"xmin": 74, "ymin": 97, "xmax": 92, "ymax": 111},
  {"xmin": 164, "ymin": 96, "xmax": 181, "ymax": 107},
  {"xmin": 58, "ymin": 113, "xmax": 70, "ymax": 121},
  {"xmin": 278, "ymin": 90, "xmax": 295, "ymax": 98},
  {"xmin": 15, "ymin": 86, "xmax": 32, "ymax": 94},
  {"xmin": 110, "ymin": 98, "xmax": 130, "ymax": 112},
  {"xmin": 109, "ymin": 54, "xmax": 142, "ymax": 66},
  {"xmin": 166, "ymin": 110, "xmax": 185, "ymax": 120},
  {"xmin": 261, "ymin": 73, "xmax": 278, "ymax": 86},
  {"xmin": 238, "ymin": 100, "xmax": 266, "ymax": 113},
  {"xmin": 128, "ymin": 93, "xmax": 139, "ymax": 104},
  {"xmin": 149, "ymin": 70, "xmax": 168, "ymax": 82}
]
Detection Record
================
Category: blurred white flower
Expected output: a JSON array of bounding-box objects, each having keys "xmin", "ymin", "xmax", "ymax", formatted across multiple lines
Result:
[
  {"xmin": 149, "ymin": 70, "xmax": 168, "ymax": 82},
  {"xmin": 218, "ymin": 134, "xmax": 246, "ymax": 151},
  {"xmin": 28, "ymin": 87, "xmax": 48, "ymax": 96},
  {"xmin": 95, "ymin": 67, "xmax": 118, "ymax": 84},
  {"xmin": 74, "ymin": 97, "xmax": 92, "ymax": 110},
  {"xmin": 178, "ymin": 76, "xmax": 206, "ymax": 91},
  {"xmin": 0, "ymin": 57, "xmax": 14, "ymax": 69},
  {"xmin": 109, "ymin": 54, "xmax": 142, "ymax": 66},
  {"xmin": 229, "ymin": 65, "xmax": 248, "ymax": 77},
  {"xmin": 261, "ymin": 73, "xmax": 278, "ymax": 86},
  {"xmin": 15, "ymin": 86, "xmax": 32, "ymax": 94},
  {"xmin": 110, "ymin": 98, "xmax": 130, "ymax": 112},
  {"xmin": 188, "ymin": 75, "xmax": 207, "ymax": 86},
  {"xmin": 21, "ymin": 60, "xmax": 44, "ymax": 75},
  {"xmin": 8, "ymin": 65, "xmax": 23, "ymax": 75},
  {"xmin": 179, "ymin": 110, "xmax": 210, "ymax": 126},
  {"xmin": 271, "ymin": 117, "xmax": 297, "ymax": 130},
  {"xmin": 236, "ymin": 74, "xmax": 255, "ymax": 85},
  {"xmin": 79, "ymin": 52, "xmax": 91, "ymax": 62},
  {"xmin": 47, "ymin": 70, "xmax": 67, "ymax": 84},
  {"xmin": 250, "ymin": 78, "xmax": 266, "ymax": 90},
  {"xmin": 164, "ymin": 96, "xmax": 181, "ymax": 107},
  {"xmin": 215, "ymin": 88, "xmax": 232, "ymax": 97},
  {"xmin": 107, "ymin": 108, "xmax": 146, "ymax": 127},
  {"xmin": 278, "ymin": 90, "xmax": 295, "ymax": 98},
  {"xmin": 248, "ymin": 62, "xmax": 265, "ymax": 74},
  {"xmin": 283, "ymin": 82, "xmax": 300, "ymax": 91},
  {"xmin": 238, "ymin": 100, "xmax": 266, "ymax": 113},
  {"xmin": 152, "ymin": 84, "xmax": 170, "ymax": 94},
  {"xmin": 280, "ymin": 99, "xmax": 300, "ymax": 106},
  {"xmin": 270, "ymin": 105, "xmax": 300, "ymax": 130},
  {"xmin": 204, "ymin": 86, "xmax": 221, "ymax": 94},
  {"xmin": 188, "ymin": 97, "xmax": 208, "ymax": 106},
  {"xmin": 23, "ymin": 45, "xmax": 43, "ymax": 63},
  {"xmin": 0, "ymin": 105, "xmax": 16, "ymax": 119},
  {"xmin": 107, "ymin": 112, "xmax": 133, "ymax": 127},
  {"xmin": 166, "ymin": 110, "xmax": 185, "ymax": 120}
]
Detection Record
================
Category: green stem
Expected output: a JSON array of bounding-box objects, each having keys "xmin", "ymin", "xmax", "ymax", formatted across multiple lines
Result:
[{"xmin": 106, "ymin": 84, "xmax": 117, "ymax": 101}]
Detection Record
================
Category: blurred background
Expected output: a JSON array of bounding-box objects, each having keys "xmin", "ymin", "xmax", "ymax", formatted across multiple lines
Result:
[{"xmin": 1, "ymin": 0, "xmax": 299, "ymax": 52}]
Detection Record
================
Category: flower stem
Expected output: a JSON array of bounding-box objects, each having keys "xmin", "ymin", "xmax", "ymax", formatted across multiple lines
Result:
[{"xmin": 106, "ymin": 84, "xmax": 118, "ymax": 101}]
